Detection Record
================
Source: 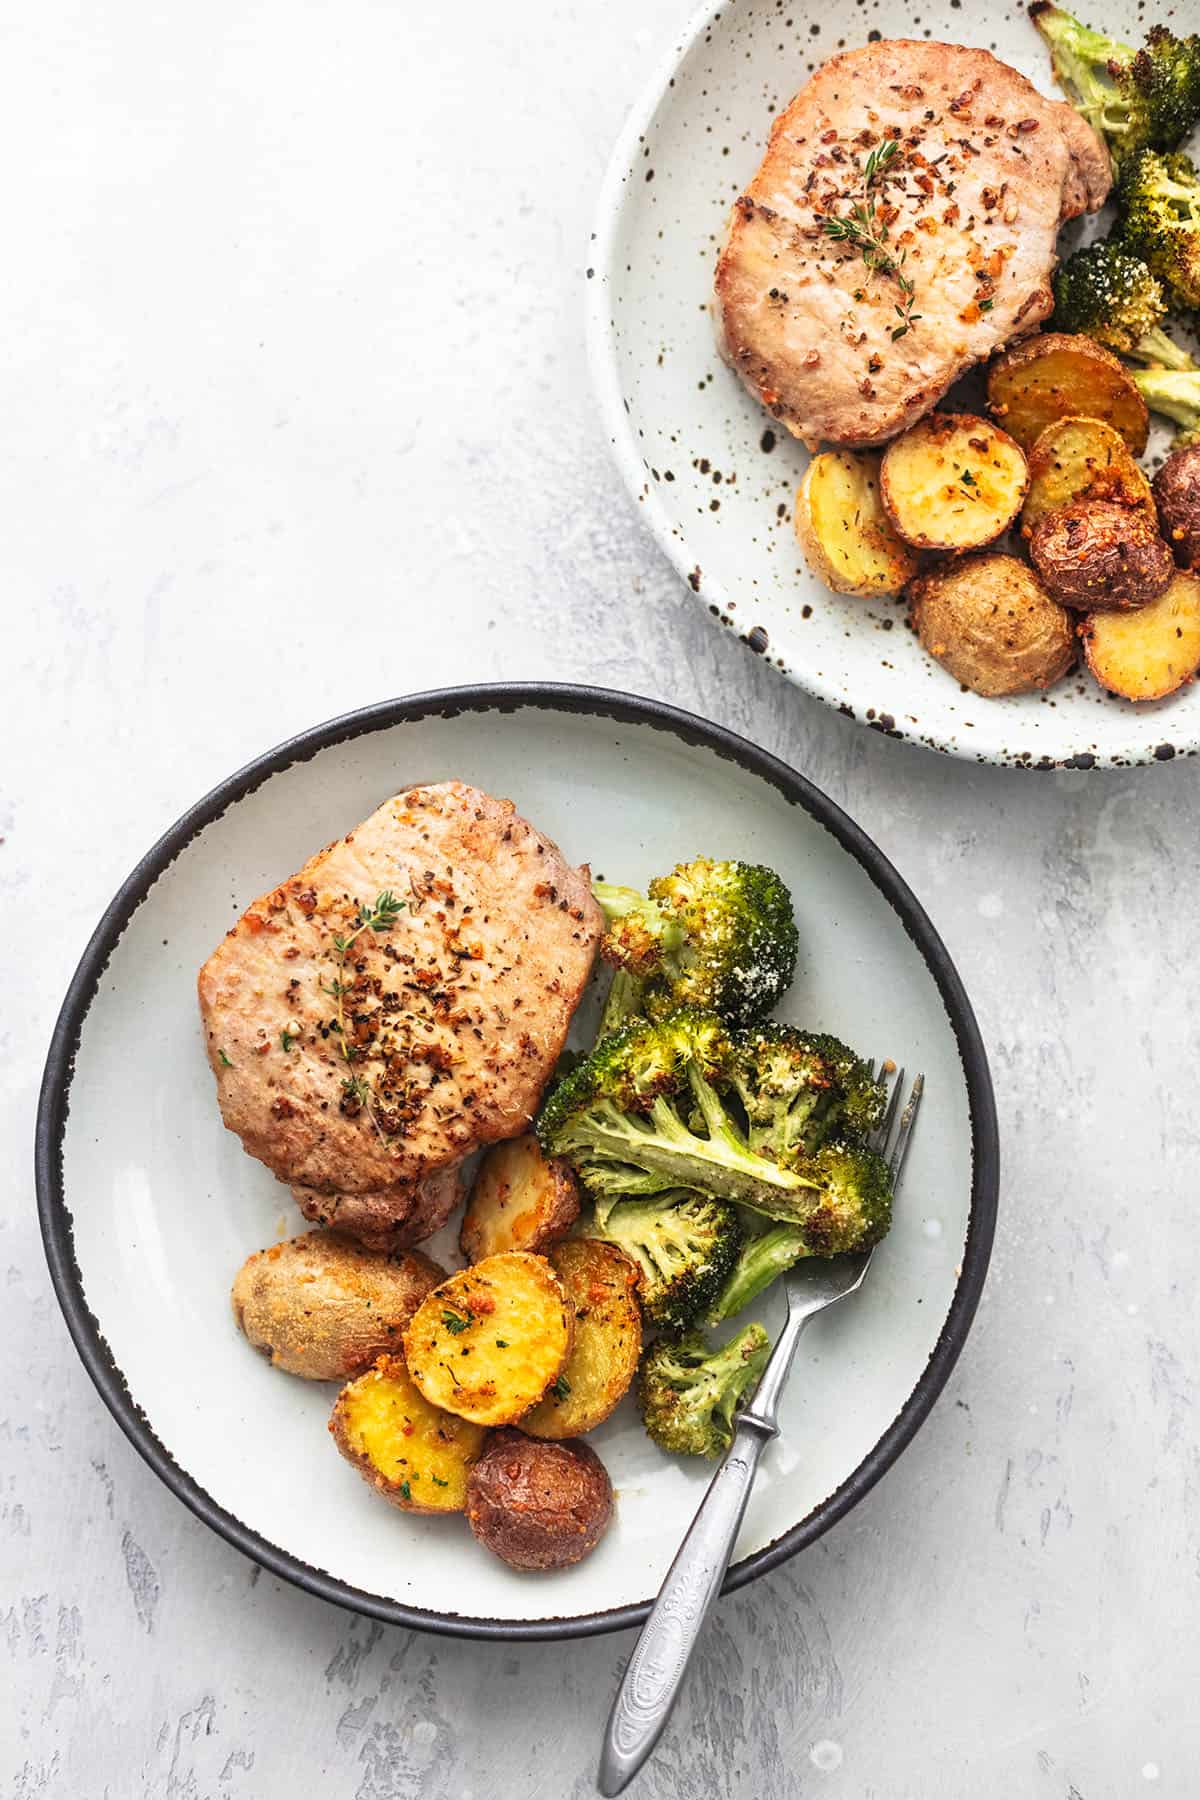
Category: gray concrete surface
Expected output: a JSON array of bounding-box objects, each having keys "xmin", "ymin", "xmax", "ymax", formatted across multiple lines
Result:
[{"xmin": 2, "ymin": 2, "xmax": 1194, "ymax": 1795}]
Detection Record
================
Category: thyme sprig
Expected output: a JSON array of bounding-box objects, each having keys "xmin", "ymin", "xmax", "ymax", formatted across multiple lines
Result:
[
  {"xmin": 329, "ymin": 890, "xmax": 406, "ymax": 1139},
  {"xmin": 820, "ymin": 138, "xmax": 921, "ymax": 341}
]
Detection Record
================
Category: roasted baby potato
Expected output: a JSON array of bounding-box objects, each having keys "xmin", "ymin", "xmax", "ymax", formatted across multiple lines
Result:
[
  {"xmin": 1029, "ymin": 502, "xmax": 1174, "ymax": 612},
  {"xmin": 907, "ymin": 554, "xmax": 1076, "ymax": 697},
  {"xmin": 460, "ymin": 1134, "xmax": 580, "ymax": 1263},
  {"xmin": 521, "ymin": 1240, "xmax": 642, "ymax": 1440},
  {"xmin": 1083, "ymin": 572, "xmax": 1200, "ymax": 701},
  {"xmin": 404, "ymin": 1252, "xmax": 574, "ymax": 1427},
  {"xmin": 987, "ymin": 333, "xmax": 1149, "ymax": 456},
  {"xmin": 1152, "ymin": 446, "xmax": 1200, "ymax": 570},
  {"xmin": 794, "ymin": 450, "xmax": 918, "ymax": 595},
  {"xmin": 231, "ymin": 1232, "xmax": 444, "ymax": 1380},
  {"xmin": 465, "ymin": 1429, "xmax": 613, "ymax": 1570},
  {"xmin": 880, "ymin": 414, "xmax": 1028, "ymax": 552},
  {"xmin": 1022, "ymin": 416, "xmax": 1155, "ymax": 535},
  {"xmin": 329, "ymin": 1353, "xmax": 486, "ymax": 1513}
]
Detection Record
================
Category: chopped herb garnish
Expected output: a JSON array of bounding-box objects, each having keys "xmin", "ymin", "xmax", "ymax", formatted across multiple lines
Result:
[
  {"xmin": 431, "ymin": 1475, "xmax": 449, "ymax": 1487},
  {"xmin": 979, "ymin": 297, "xmax": 994, "ymax": 313},
  {"xmin": 821, "ymin": 138, "xmax": 918, "ymax": 339},
  {"xmin": 329, "ymin": 890, "xmax": 407, "ymax": 1139},
  {"xmin": 550, "ymin": 1375, "xmax": 572, "ymax": 1402},
  {"xmin": 218, "ymin": 1049, "xmax": 234, "ymax": 1068},
  {"xmin": 280, "ymin": 1028, "xmax": 297, "ymax": 1052},
  {"xmin": 442, "ymin": 1310, "xmax": 471, "ymax": 1335},
  {"xmin": 495, "ymin": 1338, "xmax": 509, "ymax": 1348},
  {"xmin": 961, "ymin": 469, "xmax": 977, "ymax": 487},
  {"xmin": 399, "ymin": 1480, "xmax": 411, "ymax": 1501}
]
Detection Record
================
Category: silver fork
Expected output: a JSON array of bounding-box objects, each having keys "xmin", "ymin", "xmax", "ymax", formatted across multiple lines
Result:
[{"xmin": 598, "ymin": 1067, "xmax": 924, "ymax": 1798}]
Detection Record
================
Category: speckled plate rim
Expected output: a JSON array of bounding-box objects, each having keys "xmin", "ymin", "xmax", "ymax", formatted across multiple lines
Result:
[
  {"xmin": 36, "ymin": 682, "xmax": 999, "ymax": 1641},
  {"xmin": 583, "ymin": 0, "xmax": 1196, "ymax": 772}
]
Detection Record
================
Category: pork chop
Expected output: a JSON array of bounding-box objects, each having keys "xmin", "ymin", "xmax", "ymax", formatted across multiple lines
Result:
[
  {"xmin": 713, "ymin": 40, "xmax": 1111, "ymax": 448},
  {"xmin": 198, "ymin": 782, "xmax": 602, "ymax": 1246}
]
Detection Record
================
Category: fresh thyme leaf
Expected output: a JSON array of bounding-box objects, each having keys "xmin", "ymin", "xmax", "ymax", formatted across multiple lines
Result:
[
  {"xmin": 495, "ymin": 1338, "xmax": 509, "ymax": 1348},
  {"xmin": 979, "ymin": 297, "xmax": 994, "ymax": 312},
  {"xmin": 281, "ymin": 1028, "xmax": 297, "ymax": 1052},
  {"xmin": 399, "ymin": 1480, "xmax": 411, "ymax": 1501},
  {"xmin": 431, "ymin": 1475, "xmax": 448, "ymax": 1487},
  {"xmin": 218, "ymin": 1049, "xmax": 234, "ymax": 1068},
  {"xmin": 327, "ymin": 890, "xmax": 407, "ymax": 1140},
  {"xmin": 821, "ymin": 139, "xmax": 917, "ymax": 337},
  {"xmin": 442, "ymin": 1310, "xmax": 471, "ymax": 1335},
  {"xmin": 550, "ymin": 1375, "xmax": 572, "ymax": 1401},
  {"xmin": 961, "ymin": 469, "xmax": 977, "ymax": 487}
]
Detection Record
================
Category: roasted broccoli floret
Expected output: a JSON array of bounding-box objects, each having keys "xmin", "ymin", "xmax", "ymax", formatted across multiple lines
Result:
[
  {"xmin": 707, "ymin": 1224, "xmax": 809, "ymax": 1323},
  {"xmin": 1030, "ymin": 6, "xmax": 1200, "ymax": 167},
  {"xmin": 639, "ymin": 1323, "xmax": 771, "ymax": 1458},
  {"xmin": 731, "ymin": 1023, "xmax": 886, "ymax": 1157},
  {"xmin": 1052, "ymin": 240, "xmax": 1195, "ymax": 369},
  {"xmin": 593, "ymin": 1191, "xmax": 743, "ymax": 1333},
  {"xmin": 1120, "ymin": 149, "xmax": 1200, "ymax": 310},
  {"xmin": 1130, "ymin": 368, "xmax": 1200, "ymax": 447},
  {"xmin": 538, "ymin": 1010, "xmax": 893, "ymax": 1250},
  {"xmin": 594, "ymin": 857, "xmax": 798, "ymax": 1030}
]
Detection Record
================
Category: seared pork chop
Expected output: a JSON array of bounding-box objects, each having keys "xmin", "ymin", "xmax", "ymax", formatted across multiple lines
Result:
[
  {"xmin": 714, "ymin": 40, "xmax": 1111, "ymax": 448},
  {"xmin": 198, "ymin": 782, "xmax": 602, "ymax": 1246}
]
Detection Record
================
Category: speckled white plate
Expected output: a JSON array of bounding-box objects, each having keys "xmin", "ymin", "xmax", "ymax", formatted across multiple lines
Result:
[
  {"xmin": 586, "ymin": 0, "xmax": 1196, "ymax": 769},
  {"xmin": 37, "ymin": 686, "xmax": 997, "ymax": 1639}
]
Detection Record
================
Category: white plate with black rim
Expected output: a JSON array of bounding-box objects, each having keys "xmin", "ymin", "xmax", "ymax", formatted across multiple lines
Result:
[
  {"xmin": 37, "ymin": 685, "xmax": 997, "ymax": 1639},
  {"xmin": 586, "ymin": 0, "xmax": 1197, "ymax": 770}
]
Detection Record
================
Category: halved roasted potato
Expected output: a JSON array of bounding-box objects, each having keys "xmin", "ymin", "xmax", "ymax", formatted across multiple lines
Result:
[
  {"xmin": 880, "ymin": 414, "xmax": 1028, "ymax": 552},
  {"xmin": 460, "ymin": 1134, "xmax": 579, "ymax": 1263},
  {"xmin": 403, "ymin": 1252, "xmax": 574, "ymax": 1427},
  {"xmin": 329, "ymin": 1353, "xmax": 485, "ymax": 1512},
  {"xmin": 794, "ymin": 450, "xmax": 917, "ymax": 595},
  {"xmin": 987, "ymin": 334, "xmax": 1149, "ymax": 455},
  {"xmin": 1029, "ymin": 501, "xmax": 1174, "ymax": 611},
  {"xmin": 1022, "ymin": 416, "xmax": 1155, "ymax": 535},
  {"xmin": 232, "ymin": 1231, "xmax": 444, "ymax": 1380},
  {"xmin": 907, "ymin": 554, "xmax": 1076, "ymax": 697},
  {"xmin": 1082, "ymin": 571, "xmax": 1200, "ymax": 701},
  {"xmin": 521, "ymin": 1240, "xmax": 642, "ymax": 1440},
  {"xmin": 1153, "ymin": 446, "xmax": 1200, "ymax": 570}
]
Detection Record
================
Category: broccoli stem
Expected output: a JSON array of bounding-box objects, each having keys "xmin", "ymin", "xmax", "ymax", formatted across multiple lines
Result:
[
  {"xmin": 708, "ymin": 1225, "xmax": 809, "ymax": 1322},
  {"xmin": 1031, "ymin": 5, "xmax": 1135, "ymax": 132},
  {"xmin": 598, "ymin": 967, "xmax": 644, "ymax": 1038},
  {"xmin": 593, "ymin": 880, "xmax": 652, "ymax": 927},
  {"xmin": 1132, "ymin": 367, "xmax": 1200, "ymax": 439},
  {"xmin": 1129, "ymin": 326, "xmax": 1197, "ymax": 371}
]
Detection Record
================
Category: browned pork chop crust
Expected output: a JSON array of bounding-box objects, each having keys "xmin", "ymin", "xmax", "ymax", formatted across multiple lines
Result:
[
  {"xmin": 713, "ymin": 40, "xmax": 1111, "ymax": 448},
  {"xmin": 198, "ymin": 782, "xmax": 602, "ymax": 1243}
]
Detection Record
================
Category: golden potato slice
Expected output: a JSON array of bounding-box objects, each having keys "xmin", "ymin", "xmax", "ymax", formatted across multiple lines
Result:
[
  {"xmin": 880, "ymin": 414, "xmax": 1028, "ymax": 552},
  {"xmin": 1022, "ymin": 416, "xmax": 1155, "ymax": 534},
  {"xmin": 987, "ymin": 334, "xmax": 1149, "ymax": 455},
  {"xmin": 403, "ymin": 1252, "xmax": 573, "ymax": 1427},
  {"xmin": 1083, "ymin": 572, "xmax": 1200, "ymax": 701},
  {"xmin": 907, "ymin": 554, "xmax": 1076, "ymax": 698},
  {"xmin": 460, "ymin": 1134, "xmax": 580, "ymax": 1263},
  {"xmin": 329, "ymin": 1353, "xmax": 485, "ymax": 1513},
  {"xmin": 521, "ymin": 1240, "xmax": 642, "ymax": 1440},
  {"xmin": 232, "ymin": 1232, "xmax": 444, "ymax": 1380},
  {"xmin": 794, "ymin": 450, "xmax": 917, "ymax": 596}
]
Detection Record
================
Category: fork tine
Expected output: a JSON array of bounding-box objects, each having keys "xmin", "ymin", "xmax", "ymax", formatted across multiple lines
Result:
[
  {"xmin": 876, "ymin": 1065, "xmax": 905, "ymax": 1155},
  {"xmin": 887, "ymin": 1073, "xmax": 924, "ymax": 1186}
]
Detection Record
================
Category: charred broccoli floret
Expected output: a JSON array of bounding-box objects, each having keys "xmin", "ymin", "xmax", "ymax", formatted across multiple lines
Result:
[
  {"xmin": 593, "ymin": 1191, "xmax": 742, "ymax": 1333},
  {"xmin": 594, "ymin": 857, "xmax": 798, "ymax": 1030},
  {"xmin": 1052, "ymin": 241, "xmax": 1195, "ymax": 369},
  {"xmin": 1030, "ymin": 6, "xmax": 1200, "ymax": 167},
  {"xmin": 731, "ymin": 1024, "xmax": 886, "ymax": 1157},
  {"xmin": 1130, "ymin": 368, "xmax": 1200, "ymax": 447},
  {"xmin": 639, "ymin": 1323, "xmax": 771, "ymax": 1458},
  {"xmin": 1120, "ymin": 149, "xmax": 1200, "ymax": 310},
  {"xmin": 538, "ymin": 1010, "xmax": 893, "ymax": 1250}
]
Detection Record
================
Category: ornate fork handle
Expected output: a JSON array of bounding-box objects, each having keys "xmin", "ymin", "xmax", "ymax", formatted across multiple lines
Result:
[{"xmin": 598, "ymin": 1309, "xmax": 809, "ymax": 1797}]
